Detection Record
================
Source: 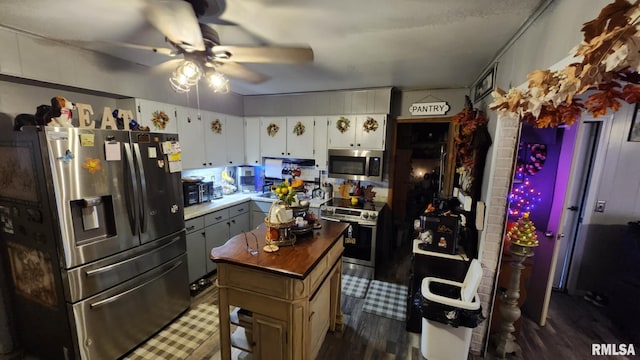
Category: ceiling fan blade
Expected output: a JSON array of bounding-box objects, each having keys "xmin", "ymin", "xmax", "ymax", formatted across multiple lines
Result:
[
  {"xmin": 148, "ymin": 59, "xmax": 185, "ymax": 75},
  {"xmin": 214, "ymin": 62, "xmax": 268, "ymax": 84},
  {"xmin": 213, "ymin": 46, "xmax": 314, "ymax": 64},
  {"xmin": 144, "ymin": 0, "xmax": 205, "ymax": 52},
  {"xmin": 102, "ymin": 41, "xmax": 178, "ymax": 56}
]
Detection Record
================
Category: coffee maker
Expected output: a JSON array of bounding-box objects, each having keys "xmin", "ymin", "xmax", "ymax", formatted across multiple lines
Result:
[{"xmin": 237, "ymin": 166, "xmax": 256, "ymax": 193}]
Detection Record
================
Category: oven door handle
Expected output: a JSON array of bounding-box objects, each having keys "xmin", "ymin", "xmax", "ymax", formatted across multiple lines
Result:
[{"xmin": 321, "ymin": 216, "xmax": 341, "ymax": 222}]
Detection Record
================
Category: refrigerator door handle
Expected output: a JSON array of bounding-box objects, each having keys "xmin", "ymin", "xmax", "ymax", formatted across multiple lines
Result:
[
  {"xmin": 133, "ymin": 143, "xmax": 149, "ymax": 233},
  {"xmin": 89, "ymin": 259, "xmax": 183, "ymax": 309},
  {"xmin": 123, "ymin": 143, "xmax": 138, "ymax": 235}
]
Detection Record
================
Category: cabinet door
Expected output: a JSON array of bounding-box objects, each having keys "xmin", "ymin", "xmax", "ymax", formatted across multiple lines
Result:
[
  {"xmin": 355, "ymin": 114, "xmax": 386, "ymax": 150},
  {"xmin": 226, "ymin": 115, "xmax": 245, "ymax": 165},
  {"xmin": 261, "ymin": 117, "xmax": 287, "ymax": 157},
  {"xmin": 204, "ymin": 111, "xmax": 227, "ymax": 167},
  {"xmin": 309, "ymin": 278, "xmax": 331, "ymax": 359},
  {"xmin": 136, "ymin": 99, "xmax": 178, "ymax": 134},
  {"xmin": 205, "ymin": 221, "xmax": 230, "ymax": 273},
  {"xmin": 253, "ymin": 314, "xmax": 287, "ymax": 360},
  {"xmin": 229, "ymin": 212, "xmax": 250, "ymax": 238},
  {"xmin": 186, "ymin": 230, "xmax": 206, "ymax": 283},
  {"xmin": 176, "ymin": 106, "xmax": 206, "ymax": 170},
  {"xmin": 245, "ymin": 117, "xmax": 262, "ymax": 165},
  {"xmin": 313, "ymin": 116, "xmax": 329, "ymax": 170},
  {"xmin": 0, "ymin": 29, "xmax": 22, "ymax": 76},
  {"xmin": 327, "ymin": 115, "xmax": 356, "ymax": 149},
  {"xmin": 286, "ymin": 116, "xmax": 315, "ymax": 159}
]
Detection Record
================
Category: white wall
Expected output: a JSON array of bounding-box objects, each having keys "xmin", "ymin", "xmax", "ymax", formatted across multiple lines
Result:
[{"xmin": 471, "ymin": 0, "xmax": 614, "ymax": 354}]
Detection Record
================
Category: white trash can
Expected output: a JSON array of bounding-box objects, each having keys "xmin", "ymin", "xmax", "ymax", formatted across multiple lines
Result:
[{"xmin": 420, "ymin": 259, "xmax": 483, "ymax": 360}]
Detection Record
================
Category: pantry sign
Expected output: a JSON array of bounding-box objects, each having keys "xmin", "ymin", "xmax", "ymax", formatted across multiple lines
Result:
[{"xmin": 409, "ymin": 101, "xmax": 450, "ymax": 116}]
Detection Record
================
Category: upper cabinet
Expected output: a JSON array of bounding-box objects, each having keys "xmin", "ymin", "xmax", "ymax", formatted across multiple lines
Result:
[
  {"xmin": 327, "ymin": 114, "xmax": 387, "ymax": 150},
  {"xmin": 203, "ymin": 112, "xmax": 246, "ymax": 168},
  {"xmin": 135, "ymin": 99, "xmax": 179, "ymax": 134},
  {"xmin": 314, "ymin": 117, "xmax": 328, "ymax": 170},
  {"xmin": 176, "ymin": 106, "xmax": 206, "ymax": 170},
  {"xmin": 260, "ymin": 116, "xmax": 315, "ymax": 159},
  {"xmin": 245, "ymin": 117, "xmax": 261, "ymax": 165}
]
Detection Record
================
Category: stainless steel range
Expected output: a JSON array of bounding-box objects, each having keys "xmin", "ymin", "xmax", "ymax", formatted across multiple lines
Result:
[{"xmin": 320, "ymin": 199, "xmax": 386, "ymax": 278}]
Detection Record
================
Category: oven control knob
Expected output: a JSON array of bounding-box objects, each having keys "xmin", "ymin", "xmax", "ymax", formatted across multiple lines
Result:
[
  {"xmin": 362, "ymin": 212, "xmax": 369, "ymax": 219},
  {"xmin": 370, "ymin": 213, "xmax": 377, "ymax": 220}
]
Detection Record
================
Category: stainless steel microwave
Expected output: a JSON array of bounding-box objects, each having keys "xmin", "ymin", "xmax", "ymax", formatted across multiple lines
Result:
[{"xmin": 328, "ymin": 149, "xmax": 384, "ymax": 181}]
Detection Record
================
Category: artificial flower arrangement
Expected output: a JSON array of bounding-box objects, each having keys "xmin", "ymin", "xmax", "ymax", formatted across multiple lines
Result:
[
  {"xmin": 362, "ymin": 117, "xmax": 379, "ymax": 133},
  {"xmin": 491, "ymin": 0, "xmax": 640, "ymax": 128},
  {"xmin": 211, "ymin": 119, "xmax": 222, "ymax": 134},
  {"xmin": 336, "ymin": 116, "xmax": 350, "ymax": 133},
  {"xmin": 452, "ymin": 98, "xmax": 489, "ymax": 167},
  {"xmin": 267, "ymin": 122, "xmax": 280, "ymax": 137},
  {"xmin": 292, "ymin": 121, "xmax": 305, "ymax": 136},
  {"xmin": 151, "ymin": 110, "xmax": 169, "ymax": 130}
]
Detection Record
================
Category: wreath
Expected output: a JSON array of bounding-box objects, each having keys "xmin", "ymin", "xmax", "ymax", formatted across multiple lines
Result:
[
  {"xmin": 452, "ymin": 99, "xmax": 488, "ymax": 167},
  {"xmin": 525, "ymin": 143, "xmax": 547, "ymax": 175},
  {"xmin": 292, "ymin": 121, "xmax": 305, "ymax": 136},
  {"xmin": 151, "ymin": 111, "xmax": 169, "ymax": 130},
  {"xmin": 211, "ymin": 119, "xmax": 222, "ymax": 134},
  {"xmin": 267, "ymin": 122, "xmax": 280, "ymax": 137},
  {"xmin": 336, "ymin": 116, "xmax": 350, "ymax": 133},
  {"xmin": 362, "ymin": 117, "xmax": 378, "ymax": 133}
]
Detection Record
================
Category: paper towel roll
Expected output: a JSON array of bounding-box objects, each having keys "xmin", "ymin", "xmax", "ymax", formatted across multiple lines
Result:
[{"xmin": 265, "ymin": 159, "xmax": 283, "ymax": 179}]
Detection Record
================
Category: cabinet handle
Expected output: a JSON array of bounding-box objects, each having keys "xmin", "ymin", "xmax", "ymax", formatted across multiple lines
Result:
[
  {"xmin": 287, "ymin": 152, "xmax": 290, "ymax": 155},
  {"xmin": 231, "ymin": 219, "xmax": 236, "ymax": 224},
  {"xmin": 281, "ymin": 152, "xmax": 285, "ymax": 155},
  {"xmin": 226, "ymin": 222, "xmax": 230, "ymax": 226},
  {"xmin": 229, "ymin": 161, "xmax": 232, "ymax": 164},
  {"xmin": 350, "ymin": 144, "xmax": 354, "ymax": 147},
  {"xmin": 309, "ymin": 311, "xmax": 315, "ymax": 321},
  {"xmin": 357, "ymin": 143, "xmax": 361, "ymax": 147},
  {"xmin": 186, "ymin": 225, "xmax": 195, "ymax": 231},
  {"xmin": 202, "ymin": 163, "xmax": 206, "ymax": 166},
  {"xmin": 215, "ymin": 216, "xmax": 223, "ymax": 220}
]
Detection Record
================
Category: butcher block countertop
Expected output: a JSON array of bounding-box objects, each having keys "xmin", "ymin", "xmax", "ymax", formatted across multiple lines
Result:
[{"xmin": 210, "ymin": 220, "xmax": 348, "ymax": 279}]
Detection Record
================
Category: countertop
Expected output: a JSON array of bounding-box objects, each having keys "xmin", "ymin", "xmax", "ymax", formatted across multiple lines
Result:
[
  {"xmin": 184, "ymin": 192, "xmax": 329, "ymax": 220},
  {"xmin": 210, "ymin": 221, "xmax": 348, "ymax": 279}
]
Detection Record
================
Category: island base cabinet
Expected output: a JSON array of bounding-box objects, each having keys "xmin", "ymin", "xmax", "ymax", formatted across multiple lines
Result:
[
  {"xmin": 254, "ymin": 314, "xmax": 288, "ymax": 360},
  {"xmin": 308, "ymin": 278, "xmax": 331, "ymax": 360}
]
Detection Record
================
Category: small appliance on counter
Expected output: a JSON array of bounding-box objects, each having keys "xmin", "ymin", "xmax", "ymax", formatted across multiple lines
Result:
[
  {"xmin": 237, "ymin": 166, "xmax": 256, "ymax": 193},
  {"xmin": 182, "ymin": 177, "xmax": 215, "ymax": 206}
]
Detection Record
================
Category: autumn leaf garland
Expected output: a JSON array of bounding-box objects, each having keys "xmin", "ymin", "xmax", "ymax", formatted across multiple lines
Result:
[{"xmin": 491, "ymin": 0, "xmax": 640, "ymax": 128}]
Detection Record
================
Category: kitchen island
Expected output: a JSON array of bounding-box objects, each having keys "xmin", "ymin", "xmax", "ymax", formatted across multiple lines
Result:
[{"xmin": 211, "ymin": 220, "xmax": 347, "ymax": 360}]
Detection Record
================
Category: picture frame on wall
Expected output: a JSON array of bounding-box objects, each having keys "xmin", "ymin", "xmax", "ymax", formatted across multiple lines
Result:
[
  {"xmin": 629, "ymin": 103, "xmax": 640, "ymax": 141},
  {"xmin": 473, "ymin": 64, "xmax": 496, "ymax": 103}
]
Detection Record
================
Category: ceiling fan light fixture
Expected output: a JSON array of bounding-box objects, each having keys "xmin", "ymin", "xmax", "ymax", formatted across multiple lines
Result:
[
  {"xmin": 205, "ymin": 70, "xmax": 229, "ymax": 94},
  {"xmin": 169, "ymin": 75, "xmax": 192, "ymax": 93},
  {"xmin": 175, "ymin": 60, "xmax": 202, "ymax": 86}
]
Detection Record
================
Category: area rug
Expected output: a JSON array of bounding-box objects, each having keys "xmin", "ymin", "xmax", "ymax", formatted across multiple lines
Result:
[
  {"xmin": 362, "ymin": 280, "xmax": 408, "ymax": 321},
  {"xmin": 341, "ymin": 274, "xmax": 371, "ymax": 298},
  {"xmin": 124, "ymin": 302, "xmax": 217, "ymax": 360}
]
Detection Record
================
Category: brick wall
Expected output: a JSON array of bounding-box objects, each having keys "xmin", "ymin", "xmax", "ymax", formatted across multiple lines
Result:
[{"xmin": 469, "ymin": 113, "xmax": 520, "ymax": 354}]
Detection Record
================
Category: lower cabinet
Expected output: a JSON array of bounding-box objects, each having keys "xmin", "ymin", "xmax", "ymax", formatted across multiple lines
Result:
[
  {"xmin": 251, "ymin": 200, "xmax": 273, "ymax": 229},
  {"xmin": 253, "ymin": 314, "xmax": 288, "ymax": 360},
  {"xmin": 186, "ymin": 201, "xmax": 250, "ymax": 283}
]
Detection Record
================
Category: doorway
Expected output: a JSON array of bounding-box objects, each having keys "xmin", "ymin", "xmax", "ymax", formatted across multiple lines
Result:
[{"xmin": 389, "ymin": 117, "xmax": 455, "ymax": 247}]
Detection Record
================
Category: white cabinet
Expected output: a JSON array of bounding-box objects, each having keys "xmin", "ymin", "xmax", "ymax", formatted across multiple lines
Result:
[
  {"xmin": 226, "ymin": 115, "xmax": 245, "ymax": 166},
  {"xmin": 260, "ymin": 116, "xmax": 315, "ymax": 159},
  {"xmin": 314, "ymin": 116, "xmax": 328, "ymax": 170},
  {"xmin": 135, "ymin": 99, "xmax": 179, "ymax": 134},
  {"xmin": 328, "ymin": 114, "xmax": 386, "ymax": 150},
  {"xmin": 245, "ymin": 117, "xmax": 262, "ymax": 165},
  {"xmin": 260, "ymin": 117, "xmax": 287, "ymax": 157},
  {"xmin": 176, "ymin": 106, "xmax": 206, "ymax": 170},
  {"xmin": 204, "ymin": 112, "xmax": 246, "ymax": 167}
]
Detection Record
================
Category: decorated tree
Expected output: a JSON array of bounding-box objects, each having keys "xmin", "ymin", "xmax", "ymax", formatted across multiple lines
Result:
[{"xmin": 506, "ymin": 212, "xmax": 539, "ymax": 247}]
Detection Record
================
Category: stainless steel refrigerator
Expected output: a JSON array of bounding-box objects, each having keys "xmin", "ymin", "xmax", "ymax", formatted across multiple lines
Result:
[{"xmin": 0, "ymin": 127, "xmax": 189, "ymax": 359}]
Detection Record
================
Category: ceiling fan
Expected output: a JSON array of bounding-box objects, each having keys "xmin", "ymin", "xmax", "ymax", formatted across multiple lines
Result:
[{"xmin": 119, "ymin": 0, "xmax": 314, "ymax": 92}]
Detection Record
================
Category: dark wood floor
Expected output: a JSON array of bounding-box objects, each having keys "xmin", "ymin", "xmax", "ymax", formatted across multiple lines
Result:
[{"xmin": 3, "ymin": 241, "xmax": 636, "ymax": 360}]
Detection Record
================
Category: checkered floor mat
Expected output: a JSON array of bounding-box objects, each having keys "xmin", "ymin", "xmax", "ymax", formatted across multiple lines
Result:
[
  {"xmin": 362, "ymin": 280, "xmax": 408, "ymax": 321},
  {"xmin": 124, "ymin": 302, "xmax": 217, "ymax": 360},
  {"xmin": 341, "ymin": 274, "xmax": 371, "ymax": 298}
]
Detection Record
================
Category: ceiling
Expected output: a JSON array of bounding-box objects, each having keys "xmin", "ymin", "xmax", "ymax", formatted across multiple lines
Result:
[{"xmin": 0, "ymin": 0, "xmax": 545, "ymax": 96}]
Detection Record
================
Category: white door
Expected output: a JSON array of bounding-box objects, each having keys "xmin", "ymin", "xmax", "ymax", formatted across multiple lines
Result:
[
  {"xmin": 204, "ymin": 111, "xmax": 227, "ymax": 167},
  {"xmin": 176, "ymin": 106, "xmax": 205, "ymax": 170},
  {"xmin": 286, "ymin": 116, "xmax": 315, "ymax": 159},
  {"xmin": 261, "ymin": 117, "xmax": 287, "ymax": 157},
  {"xmin": 245, "ymin": 117, "xmax": 262, "ymax": 165},
  {"xmin": 356, "ymin": 114, "xmax": 386, "ymax": 150},
  {"xmin": 226, "ymin": 115, "xmax": 245, "ymax": 165},
  {"xmin": 327, "ymin": 115, "xmax": 356, "ymax": 149}
]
